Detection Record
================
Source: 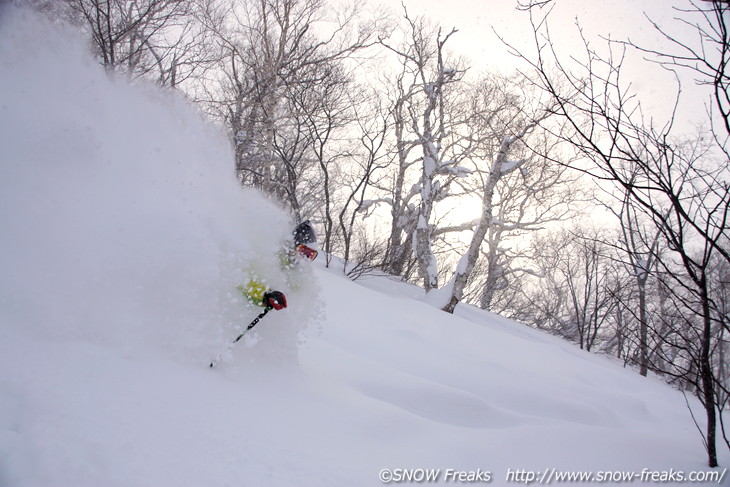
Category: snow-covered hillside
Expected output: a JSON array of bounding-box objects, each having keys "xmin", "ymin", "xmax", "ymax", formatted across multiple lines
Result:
[{"xmin": 0, "ymin": 7, "xmax": 727, "ymax": 487}]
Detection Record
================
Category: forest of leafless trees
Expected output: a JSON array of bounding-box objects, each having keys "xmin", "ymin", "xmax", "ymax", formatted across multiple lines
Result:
[{"xmin": 23, "ymin": 0, "xmax": 730, "ymax": 466}]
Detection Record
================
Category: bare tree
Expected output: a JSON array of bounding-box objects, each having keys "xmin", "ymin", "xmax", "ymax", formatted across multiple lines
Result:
[
  {"xmin": 376, "ymin": 62, "xmax": 421, "ymax": 279},
  {"xmin": 524, "ymin": 227, "xmax": 623, "ymax": 351},
  {"xmin": 630, "ymin": 0, "xmax": 730, "ymax": 152},
  {"xmin": 593, "ymin": 189, "xmax": 665, "ymax": 376},
  {"xmin": 287, "ymin": 58, "xmax": 353, "ymax": 254},
  {"xmin": 64, "ymin": 0, "xmax": 207, "ymax": 87},
  {"xmin": 378, "ymin": 9, "xmax": 472, "ymax": 292},
  {"xmin": 439, "ymin": 73, "xmax": 575, "ymax": 313},
  {"xmin": 199, "ymin": 0, "xmax": 386, "ymax": 210},
  {"xmin": 707, "ymin": 256, "xmax": 730, "ymax": 453},
  {"xmin": 508, "ymin": 0, "xmax": 730, "ymax": 467},
  {"xmin": 337, "ymin": 86, "xmax": 392, "ymax": 275}
]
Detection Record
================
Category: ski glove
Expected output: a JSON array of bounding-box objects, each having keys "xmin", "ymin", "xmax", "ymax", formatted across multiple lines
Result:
[{"xmin": 263, "ymin": 291, "xmax": 287, "ymax": 310}]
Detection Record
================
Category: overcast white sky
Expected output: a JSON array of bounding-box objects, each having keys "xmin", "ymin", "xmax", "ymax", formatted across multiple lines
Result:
[
  {"xmin": 388, "ymin": 0, "xmax": 691, "ymax": 65},
  {"xmin": 378, "ymin": 0, "xmax": 708, "ymax": 129}
]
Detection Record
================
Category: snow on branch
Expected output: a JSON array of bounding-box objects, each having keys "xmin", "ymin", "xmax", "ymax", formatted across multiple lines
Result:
[
  {"xmin": 439, "ymin": 164, "xmax": 473, "ymax": 177},
  {"xmin": 499, "ymin": 159, "xmax": 526, "ymax": 175},
  {"xmin": 356, "ymin": 198, "xmax": 392, "ymax": 214},
  {"xmin": 432, "ymin": 219, "xmax": 480, "ymax": 235}
]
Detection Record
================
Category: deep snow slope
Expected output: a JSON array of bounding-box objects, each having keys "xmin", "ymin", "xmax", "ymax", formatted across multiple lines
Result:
[
  {"xmin": 1, "ymin": 261, "xmax": 728, "ymax": 487},
  {"xmin": 0, "ymin": 6, "xmax": 727, "ymax": 487},
  {"xmin": 305, "ymin": 268, "xmax": 730, "ymax": 480}
]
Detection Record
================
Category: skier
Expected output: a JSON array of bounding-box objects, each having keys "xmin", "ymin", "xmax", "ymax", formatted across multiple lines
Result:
[
  {"xmin": 210, "ymin": 221, "xmax": 318, "ymax": 367},
  {"xmin": 237, "ymin": 220, "xmax": 318, "ymax": 311}
]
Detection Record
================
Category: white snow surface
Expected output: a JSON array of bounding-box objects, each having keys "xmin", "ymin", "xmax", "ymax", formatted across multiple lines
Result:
[{"xmin": 0, "ymin": 7, "xmax": 728, "ymax": 487}]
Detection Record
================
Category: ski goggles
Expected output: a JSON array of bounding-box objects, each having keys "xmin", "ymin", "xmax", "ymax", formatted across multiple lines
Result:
[{"xmin": 296, "ymin": 244, "xmax": 318, "ymax": 261}]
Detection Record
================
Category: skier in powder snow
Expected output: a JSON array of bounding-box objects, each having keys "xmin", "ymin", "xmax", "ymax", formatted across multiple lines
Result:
[
  {"xmin": 237, "ymin": 221, "xmax": 318, "ymax": 311},
  {"xmin": 209, "ymin": 221, "xmax": 319, "ymax": 367}
]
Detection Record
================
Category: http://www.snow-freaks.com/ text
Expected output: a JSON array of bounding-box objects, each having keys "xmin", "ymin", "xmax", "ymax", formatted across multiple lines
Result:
[{"xmin": 377, "ymin": 467, "xmax": 728, "ymax": 484}]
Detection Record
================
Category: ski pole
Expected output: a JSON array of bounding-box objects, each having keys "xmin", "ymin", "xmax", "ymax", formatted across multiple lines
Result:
[
  {"xmin": 231, "ymin": 307, "xmax": 271, "ymax": 343},
  {"xmin": 209, "ymin": 307, "xmax": 272, "ymax": 368}
]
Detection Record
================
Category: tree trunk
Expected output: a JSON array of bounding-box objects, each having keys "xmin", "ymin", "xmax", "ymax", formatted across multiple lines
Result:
[
  {"xmin": 638, "ymin": 280, "xmax": 648, "ymax": 377},
  {"xmin": 700, "ymin": 278, "xmax": 718, "ymax": 467},
  {"xmin": 442, "ymin": 135, "xmax": 518, "ymax": 313}
]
